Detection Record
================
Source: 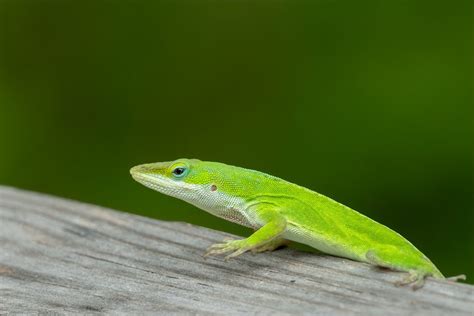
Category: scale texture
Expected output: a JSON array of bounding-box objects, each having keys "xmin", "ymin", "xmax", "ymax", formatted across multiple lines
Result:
[{"xmin": 0, "ymin": 186, "xmax": 472, "ymax": 315}]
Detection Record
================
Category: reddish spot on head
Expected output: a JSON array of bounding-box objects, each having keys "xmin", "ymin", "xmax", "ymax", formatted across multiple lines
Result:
[{"xmin": 211, "ymin": 184, "xmax": 217, "ymax": 192}]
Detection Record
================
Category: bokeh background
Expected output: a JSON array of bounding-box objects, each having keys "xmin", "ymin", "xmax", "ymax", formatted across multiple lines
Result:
[{"xmin": 0, "ymin": 1, "xmax": 472, "ymax": 282}]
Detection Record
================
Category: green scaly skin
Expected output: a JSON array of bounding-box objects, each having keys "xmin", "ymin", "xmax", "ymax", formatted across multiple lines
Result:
[{"xmin": 130, "ymin": 158, "xmax": 458, "ymax": 289}]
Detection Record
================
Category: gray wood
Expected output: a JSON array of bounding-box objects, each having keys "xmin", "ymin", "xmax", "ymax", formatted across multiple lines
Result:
[{"xmin": 0, "ymin": 186, "xmax": 472, "ymax": 315}]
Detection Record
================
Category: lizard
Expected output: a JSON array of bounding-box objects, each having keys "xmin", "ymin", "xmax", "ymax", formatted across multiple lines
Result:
[{"xmin": 130, "ymin": 158, "xmax": 465, "ymax": 289}]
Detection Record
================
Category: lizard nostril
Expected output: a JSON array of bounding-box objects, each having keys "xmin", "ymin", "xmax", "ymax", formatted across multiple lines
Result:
[{"xmin": 210, "ymin": 185, "xmax": 217, "ymax": 192}]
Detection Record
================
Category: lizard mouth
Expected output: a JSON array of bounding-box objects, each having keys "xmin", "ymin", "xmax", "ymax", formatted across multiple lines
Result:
[
  {"xmin": 130, "ymin": 164, "xmax": 154, "ymax": 176},
  {"xmin": 130, "ymin": 170, "xmax": 167, "ymax": 191},
  {"xmin": 130, "ymin": 163, "xmax": 163, "ymax": 187},
  {"xmin": 130, "ymin": 165, "xmax": 190, "ymax": 197}
]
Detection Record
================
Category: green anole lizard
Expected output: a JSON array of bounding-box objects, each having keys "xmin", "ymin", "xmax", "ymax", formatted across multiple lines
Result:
[{"xmin": 130, "ymin": 158, "xmax": 465, "ymax": 289}]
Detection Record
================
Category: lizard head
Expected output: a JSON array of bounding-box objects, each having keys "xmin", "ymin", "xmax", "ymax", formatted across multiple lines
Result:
[
  {"xmin": 130, "ymin": 158, "xmax": 202, "ymax": 198},
  {"xmin": 130, "ymin": 158, "xmax": 242, "ymax": 209}
]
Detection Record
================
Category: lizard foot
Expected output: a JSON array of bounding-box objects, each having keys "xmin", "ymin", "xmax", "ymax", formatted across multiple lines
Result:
[
  {"xmin": 203, "ymin": 239, "xmax": 250, "ymax": 260},
  {"xmin": 394, "ymin": 270, "xmax": 426, "ymax": 290},
  {"xmin": 203, "ymin": 237, "xmax": 288, "ymax": 260},
  {"xmin": 251, "ymin": 238, "xmax": 289, "ymax": 254}
]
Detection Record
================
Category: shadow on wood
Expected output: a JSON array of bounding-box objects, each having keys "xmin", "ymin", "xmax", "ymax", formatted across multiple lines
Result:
[{"xmin": 0, "ymin": 186, "xmax": 473, "ymax": 315}]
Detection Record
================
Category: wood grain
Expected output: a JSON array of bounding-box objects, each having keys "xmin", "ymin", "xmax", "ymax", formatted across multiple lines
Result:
[{"xmin": 0, "ymin": 186, "xmax": 472, "ymax": 315}]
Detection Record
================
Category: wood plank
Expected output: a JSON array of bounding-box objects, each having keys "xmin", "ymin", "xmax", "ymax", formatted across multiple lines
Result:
[{"xmin": 0, "ymin": 185, "xmax": 472, "ymax": 315}]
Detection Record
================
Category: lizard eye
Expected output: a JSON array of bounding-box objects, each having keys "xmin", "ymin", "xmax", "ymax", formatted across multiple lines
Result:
[{"xmin": 172, "ymin": 167, "xmax": 187, "ymax": 177}]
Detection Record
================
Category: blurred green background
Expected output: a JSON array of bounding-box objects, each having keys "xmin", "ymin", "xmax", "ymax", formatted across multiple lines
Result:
[{"xmin": 0, "ymin": 1, "xmax": 472, "ymax": 282}]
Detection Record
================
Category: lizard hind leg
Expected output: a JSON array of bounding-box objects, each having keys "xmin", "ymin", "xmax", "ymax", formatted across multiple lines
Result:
[
  {"xmin": 365, "ymin": 250, "xmax": 427, "ymax": 290},
  {"xmin": 394, "ymin": 272, "xmax": 465, "ymax": 289}
]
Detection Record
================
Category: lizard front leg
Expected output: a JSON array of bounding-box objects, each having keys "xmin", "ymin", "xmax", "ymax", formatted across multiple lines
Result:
[{"xmin": 204, "ymin": 208, "xmax": 286, "ymax": 260}]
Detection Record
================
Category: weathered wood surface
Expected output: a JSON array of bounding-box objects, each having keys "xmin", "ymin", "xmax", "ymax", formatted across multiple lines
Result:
[{"xmin": 0, "ymin": 186, "xmax": 472, "ymax": 315}]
